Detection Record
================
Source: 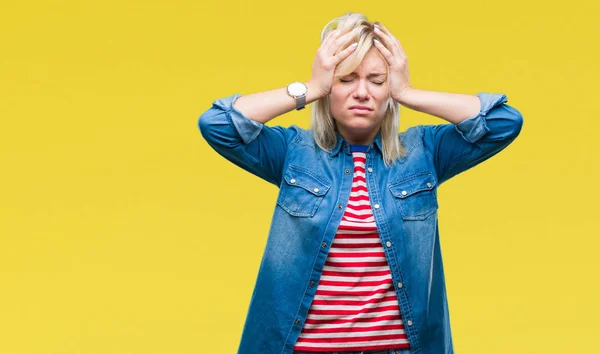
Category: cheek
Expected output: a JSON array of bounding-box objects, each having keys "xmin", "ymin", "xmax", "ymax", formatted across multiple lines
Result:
[
  {"xmin": 374, "ymin": 85, "xmax": 390, "ymax": 98},
  {"xmin": 330, "ymin": 86, "xmax": 350, "ymax": 99},
  {"xmin": 374, "ymin": 89, "xmax": 391, "ymax": 108},
  {"xmin": 328, "ymin": 92, "xmax": 347, "ymax": 116}
]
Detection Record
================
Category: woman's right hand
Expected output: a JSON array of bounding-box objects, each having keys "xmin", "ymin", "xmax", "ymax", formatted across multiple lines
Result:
[{"xmin": 308, "ymin": 28, "xmax": 360, "ymax": 98}]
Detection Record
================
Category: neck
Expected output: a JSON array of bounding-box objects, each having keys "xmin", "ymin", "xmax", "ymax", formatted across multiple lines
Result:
[{"xmin": 336, "ymin": 126, "xmax": 380, "ymax": 145}]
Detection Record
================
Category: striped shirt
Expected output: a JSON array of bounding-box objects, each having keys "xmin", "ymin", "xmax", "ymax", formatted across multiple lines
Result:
[{"xmin": 293, "ymin": 144, "xmax": 410, "ymax": 352}]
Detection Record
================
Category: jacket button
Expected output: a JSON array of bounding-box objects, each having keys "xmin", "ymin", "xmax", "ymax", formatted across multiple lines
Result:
[
  {"xmin": 290, "ymin": 178, "xmax": 296, "ymax": 184},
  {"xmin": 373, "ymin": 204, "xmax": 380, "ymax": 209},
  {"xmin": 427, "ymin": 182, "xmax": 432, "ymax": 188},
  {"xmin": 397, "ymin": 282, "xmax": 403, "ymax": 288},
  {"xmin": 295, "ymin": 318, "xmax": 301, "ymax": 324},
  {"xmin": 407, "ymin": 320, "xmax": 413, "ymax": 326},
  {"xmin": 401, "ymin": 190, "xmax": 407, "ymax": 196},
  {"xmin": 310, "ymin": 281, "xmax": 315, "ymax": 287},
  {"xmin": 337, "ymin": 204, "xmax": 343, "ymax": 209},
  {"xmin": 386, "ymin": 241, "xmax": 392, "ymax": 248},
  {"xmin": 321, "ymin": 242, "xmax": 327, "ymax": 248},
  {"xmin": 367, "ymin": 167, "xmax": 373, "ymax": 173},
  {"xmin": 313, "ymin": 187, "xmax": 319, "ymax": 193},
  {"xmin": 345, "ymin": 169, "xmax": 350, "ymax": 174}
]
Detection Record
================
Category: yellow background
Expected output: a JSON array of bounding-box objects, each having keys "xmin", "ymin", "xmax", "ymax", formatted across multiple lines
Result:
[{"xmin": 1, "ymin": 1, "xmax": 599, "ymax": 353}]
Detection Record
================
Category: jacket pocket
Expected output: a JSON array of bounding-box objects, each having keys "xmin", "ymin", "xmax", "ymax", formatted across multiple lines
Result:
[
  {"xmin": 388, "ymin": 172, "xmax": 438, "ymax": 221},
  {"xmin": 277, "ymin": 165, "xmax": 331, "ymax": 217}
]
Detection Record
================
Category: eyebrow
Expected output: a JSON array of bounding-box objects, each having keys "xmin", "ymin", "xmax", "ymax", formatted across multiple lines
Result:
[{"xmin": 345, "ymin": 72, "xmax": 387, "ymax": 77}]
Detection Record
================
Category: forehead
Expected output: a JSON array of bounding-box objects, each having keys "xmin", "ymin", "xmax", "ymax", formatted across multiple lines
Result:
[{"xmin": 355, "ymin": 48, "xmax": 387, "ymax": 73}]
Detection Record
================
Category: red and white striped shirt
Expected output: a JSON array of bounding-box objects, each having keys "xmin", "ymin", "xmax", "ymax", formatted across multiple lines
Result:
[{"xmin": 293, "ymin": 145, "xmax": 411, "ymax": 352}]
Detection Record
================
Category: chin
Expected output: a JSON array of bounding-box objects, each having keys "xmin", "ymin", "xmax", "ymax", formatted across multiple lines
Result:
[{"xmin": 346, "ymin": 117, "xmax": 375, "ymax": 127}]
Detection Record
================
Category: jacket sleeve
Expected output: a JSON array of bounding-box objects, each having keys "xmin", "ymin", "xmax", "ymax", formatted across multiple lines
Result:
[
  {"xmin": 198, "ymin": 93, "xmax": 297, "ymax": 187},
  {"xmin": 421, "ymin": 92, "xmax": 524, "ymax": 185}
]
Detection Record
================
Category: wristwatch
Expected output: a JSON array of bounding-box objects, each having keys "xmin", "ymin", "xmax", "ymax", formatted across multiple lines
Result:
[{"xmin": 286, "ymin": 82, "xmax": 308, "ymax": 111}]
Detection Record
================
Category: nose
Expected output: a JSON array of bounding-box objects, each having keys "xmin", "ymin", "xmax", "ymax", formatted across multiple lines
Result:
[{"xmin": 352, "ymin": 79, "xmax": 370, "ymax": 101}]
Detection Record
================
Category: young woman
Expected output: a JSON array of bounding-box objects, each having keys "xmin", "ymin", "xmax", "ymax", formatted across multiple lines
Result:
[{"xmin": 199, "ymin": 12, "xmax": 523, "ymax": 354}]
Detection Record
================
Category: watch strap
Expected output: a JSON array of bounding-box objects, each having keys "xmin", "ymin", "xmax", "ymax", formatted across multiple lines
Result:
[{"xmin": 296, "ymin": 95, "xmax": 306, "ymax": 111}]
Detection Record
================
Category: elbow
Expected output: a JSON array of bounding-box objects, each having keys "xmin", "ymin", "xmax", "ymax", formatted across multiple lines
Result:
[
  {"xmin": 197, "ymin": 107, "xmax": 241, "ymax": 150},
  {"xmin": 198, "ymin": 111, "xmax": 211, "ymax": 141},
  {"xmin": 505, "ymin": 105, "xmax": 524, "ymax": 140},
  {"xmin": 198, "ymin": 107, "xmax": 224, "ymax": 144}
]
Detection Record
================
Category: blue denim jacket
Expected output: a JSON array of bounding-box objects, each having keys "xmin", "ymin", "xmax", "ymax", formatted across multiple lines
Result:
[{"xmin": 198, "ymin": 92, "xmax": 523, "ymax": 354}]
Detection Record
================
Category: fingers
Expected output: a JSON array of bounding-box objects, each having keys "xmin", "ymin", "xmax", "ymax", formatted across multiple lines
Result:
[
  {"xmin": 373, "ymin": 25, "xmax": 396, "ymax": 51},
  {"xmin": 374, "ymin": 24, "xmax": 406, "ymax": 58},
  {"xmin": 325, "ymin": 27, "xmax": 360, "ymax": 54},
  {"xmin": 321, "ymin": 28, "xmax": 340, "ymax": 49},
  {"xmin": 374, "ymin": 24, "xmax": 395, "ymax": 44},
  {"xmin": 373, "ymin": 38, "xmax": 394, "ymax": 65},
  {"xmin": 322, "ymin": 28, "xmax": 345, "ymax": 52},
  {"xmin": 333, "ymin": 42, "xmax": 358, "ymax": 65}
]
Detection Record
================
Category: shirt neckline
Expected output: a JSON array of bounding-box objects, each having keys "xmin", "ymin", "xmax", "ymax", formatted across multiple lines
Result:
[{"xmin": 350, "ymin": 144, "xmax": 368, "ymax": 153}]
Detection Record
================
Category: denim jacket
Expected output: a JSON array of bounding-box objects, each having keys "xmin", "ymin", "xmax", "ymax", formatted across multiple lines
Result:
[{"xmin": 198, "ymin": 92, "xmax": 523, "ymax": 354}]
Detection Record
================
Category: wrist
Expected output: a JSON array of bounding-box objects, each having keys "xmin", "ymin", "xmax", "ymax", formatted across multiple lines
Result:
[
  {"xmin": 305, "ymin": 80, "xmax": 327, "ymax": 103},
  {"xmin": 394, "ymin": 86, "xmax": 415, "ymax": 105}
]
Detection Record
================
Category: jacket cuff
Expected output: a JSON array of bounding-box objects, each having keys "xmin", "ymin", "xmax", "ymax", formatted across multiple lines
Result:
[
  {"xmin": 454, "ymin": 92, "xmax": 509, "ymax": 143},
  {"xmin": 213, "ymin": 93, "xmax": 264, "ymax": 144}
]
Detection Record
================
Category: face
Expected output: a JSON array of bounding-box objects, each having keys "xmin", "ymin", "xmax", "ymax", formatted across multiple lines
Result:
[{"xmin": 329, "ymin": 47, "xmax": 390, "ymax": 145}]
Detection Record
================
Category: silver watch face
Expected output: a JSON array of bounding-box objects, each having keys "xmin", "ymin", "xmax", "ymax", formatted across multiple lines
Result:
[{"xmin": 288, "ymin": 82, "xmax": 307, "ymax": 97}]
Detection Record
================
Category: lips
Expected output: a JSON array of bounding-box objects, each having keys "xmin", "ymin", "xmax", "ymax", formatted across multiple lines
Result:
[{"xmin": 349, "ymin": 105, "xmax": 373, "ymax": 111}]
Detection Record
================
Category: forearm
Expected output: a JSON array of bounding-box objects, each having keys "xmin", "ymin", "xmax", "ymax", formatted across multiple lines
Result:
[
  {"xmin": 397, "ymin": 88, "xmax": 481, "ymax": 125},
  {"xmin": 233, "ymin": 81, "xmax": 323, "ymax": 124}
]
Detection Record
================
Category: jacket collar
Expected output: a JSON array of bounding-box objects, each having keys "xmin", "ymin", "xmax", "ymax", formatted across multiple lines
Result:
[{"xmin": 328, "ymin": 130, "xmax": 383, "ymax": 157}]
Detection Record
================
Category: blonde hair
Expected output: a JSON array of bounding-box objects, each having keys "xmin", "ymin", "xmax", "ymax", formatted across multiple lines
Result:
[{"xmin": 311, "ymin": 12, "xmax": 407, "ymax": 167}]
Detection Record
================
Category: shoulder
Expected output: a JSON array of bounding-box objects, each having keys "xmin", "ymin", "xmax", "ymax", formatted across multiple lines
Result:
[
  {"xmin": 399, "ymin": 125, "xmax": 426, "ymax": 154},
  {"xmin": 285, "ymin": 125, "xmax": 318, "ymax": 148},
  {"xmin": 262, "ymin": 123, "xmax": 306, "ymax": 144}
]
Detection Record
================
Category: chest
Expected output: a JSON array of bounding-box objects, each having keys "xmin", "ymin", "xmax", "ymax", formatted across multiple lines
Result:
[{"xmin": 276, "ymin": 143, "xmax": 439, "ymax": 222}]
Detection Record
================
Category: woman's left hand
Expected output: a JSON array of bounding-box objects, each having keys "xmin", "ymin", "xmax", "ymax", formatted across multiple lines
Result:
[{"xmin": 373, "ymin": 23, "xmax": 412, "ymax": 103}]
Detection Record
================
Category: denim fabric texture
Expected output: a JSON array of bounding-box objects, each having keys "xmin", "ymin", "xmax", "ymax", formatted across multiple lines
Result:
[{"xmin": 198, "ymin": 92, "xmax": 523, "ymax": 354}]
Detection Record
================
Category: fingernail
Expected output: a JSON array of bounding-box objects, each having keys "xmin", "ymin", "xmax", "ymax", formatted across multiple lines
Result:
[
  {"xmin": 374, "ymin": 39, "xmax": 381, "ymax": 44},
  {"xmin": 350, "ymin": 42, "xmax": 358, "ymax": 47}
]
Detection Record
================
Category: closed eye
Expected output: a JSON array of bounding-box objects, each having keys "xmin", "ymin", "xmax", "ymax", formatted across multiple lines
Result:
[{"xmin": 340, "ymin": 79, "xmax": 386, "ymax": 85}]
